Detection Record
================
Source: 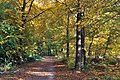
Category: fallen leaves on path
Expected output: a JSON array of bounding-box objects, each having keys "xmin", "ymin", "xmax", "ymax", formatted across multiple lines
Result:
[
  {"xmin": 54, "ymin": 61, "xmax": 88, "ymax": 80},
  {"xmin": 0, "ymin": 56, "xmax": 120, "ymax": 80},
  {"xmin": 54, "ymin": 61, "xmax": 120, "ymax": 80},
  {"xmin": 0, "ymin": 56, "xmax": 56, "ymax": 80}
]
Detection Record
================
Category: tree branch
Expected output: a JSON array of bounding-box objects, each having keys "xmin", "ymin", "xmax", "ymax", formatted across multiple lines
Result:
[
  {"xmin": 26, "ymin": 0, "xmax": 31, "ymax": 4},
  {"xmin": 26, "ymin": 8, "xmax": 52, "ymax": 22},
  {"xmin": 27, "ymin": 0, "xmax": 35, "ymax": 15}
]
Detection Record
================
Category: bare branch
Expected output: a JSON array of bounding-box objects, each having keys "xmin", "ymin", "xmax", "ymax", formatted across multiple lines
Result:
[
  {"xmin": 27, "ymin": 0, "xmax": 35, "ymax": 15},
  {"xmin": 26, "ymin": 8, "xmax": 52, "ymax": 22}
]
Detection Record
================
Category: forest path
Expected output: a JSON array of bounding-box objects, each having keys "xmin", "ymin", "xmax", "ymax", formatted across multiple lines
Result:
[
  {"xmin": 0, "ymin": 56, "xmax": 88, "ymax": 80},
  {"xmin": 0, "ymin": 56, "xmax": 57, "ymax": 80}
]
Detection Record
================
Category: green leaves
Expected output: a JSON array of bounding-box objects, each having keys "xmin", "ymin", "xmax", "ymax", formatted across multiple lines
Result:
[
  {"xmin": 0, "ymin": 0, "xmax": 16, "ymax": 20},
  {"xmin": 0, "ymin": 21, "xmax": 17, "ymax": 51},
  {"xmin": 0, "ymin": 22, "xmax": 15, "ymax": 35}
]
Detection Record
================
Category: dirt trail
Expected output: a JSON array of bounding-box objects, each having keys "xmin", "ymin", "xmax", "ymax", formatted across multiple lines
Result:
[{"xmin": 0, "ymin": 56, "xmax": 57, "ymax": 80}]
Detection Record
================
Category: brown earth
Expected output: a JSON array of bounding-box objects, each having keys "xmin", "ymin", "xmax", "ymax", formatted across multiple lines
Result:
[{"xmin": 1, "ymin": 56, "xmax": 119, "ymax": 80}]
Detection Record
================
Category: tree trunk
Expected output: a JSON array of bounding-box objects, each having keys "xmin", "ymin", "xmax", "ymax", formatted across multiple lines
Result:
[
  {"xmin": 75, "ymin": 27, "xmax": 81, "ymax": 70},
  {"xmin": 66, "ymin": 13, "xmax": 70, "ymax": 59},
  {"xmin": 88, "ymin": 35, "xmax": 94, "ymax": 57},
  {"xmin": 104, "ymin": 29, "xmax": 112, "ymax": 58},
  {"xmin": 21, "ymin": 0, "xmax": 27, "ymax": 28},
  {"xmin": 75, "ymin": 27, "xmax": 85, "ymax": 70},
  {"xmin": 81, "ymin": 27, "xmax": 86, "ymax": 65},
  {"xmin": 75, "ymin": 0, "xmax": 86, "ymax": 70}
]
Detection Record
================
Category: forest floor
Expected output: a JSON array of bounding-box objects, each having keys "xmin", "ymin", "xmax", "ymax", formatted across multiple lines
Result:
[{"xmin": 0, "ymin": 56, "xmax": 120, "ymax": 80}]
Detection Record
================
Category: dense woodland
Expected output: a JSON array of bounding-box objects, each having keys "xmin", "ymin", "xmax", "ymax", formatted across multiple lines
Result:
[{"xmin": 0, "ymin": 0, "xmax": 120, "ymax": 79}]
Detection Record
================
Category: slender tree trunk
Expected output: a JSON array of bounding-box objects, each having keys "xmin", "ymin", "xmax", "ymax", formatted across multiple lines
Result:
[
  {"xmin": 56, "ymin": 46, "xmax": 58, "ymax": 55},
  {"xmin": 81, "ymin": 27, "xmax": 85, "ymax": 49},
  {"xmin": 66, "ymin": 13, "xmax": 70, "ymax": 59},
  {"xmin": 81, "ymin": 27, "xmax": 86, "ymax": 65},
  {"xmin": 88, "ymin": 35, "xmax": 94, "ymax": 57},
  {"xmin": 104, "ymin": 29, "xmax": 112, "ymax": 58}
]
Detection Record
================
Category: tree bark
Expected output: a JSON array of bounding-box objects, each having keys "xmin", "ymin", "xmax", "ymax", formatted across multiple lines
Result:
[
  {"xmin": 75, "ymin": 0, "xmax": 83, "ymax": 70},
  {"xmin": 66, "ymin": 13, "xmax": 70, "ymax": 59}
]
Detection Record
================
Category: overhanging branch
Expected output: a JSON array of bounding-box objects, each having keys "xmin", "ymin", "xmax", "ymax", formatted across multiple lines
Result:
[{"xmin": 26, "ymin": 8, "xmax": 52, "ymax": 23}]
